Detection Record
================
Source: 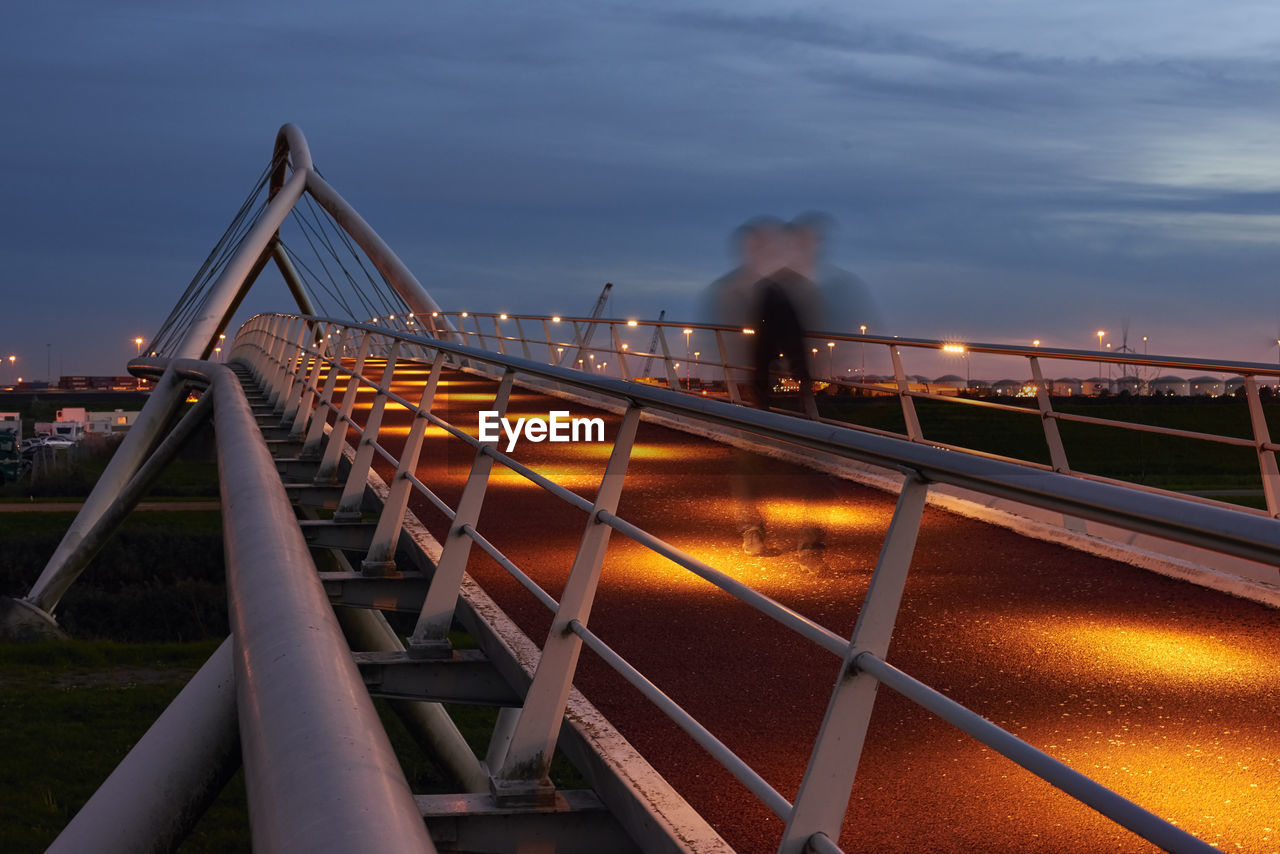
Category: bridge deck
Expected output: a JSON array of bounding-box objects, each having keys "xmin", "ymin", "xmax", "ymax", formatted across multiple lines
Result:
[{"xmin": 349, "ymin": 367, "xmax": 1277, "ymax": 854}]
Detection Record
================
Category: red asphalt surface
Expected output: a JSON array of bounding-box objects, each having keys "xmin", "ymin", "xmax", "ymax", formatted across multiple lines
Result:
[{"xmin": 340, "ymin": 366, "xmax": 1280, "ymax": 854}]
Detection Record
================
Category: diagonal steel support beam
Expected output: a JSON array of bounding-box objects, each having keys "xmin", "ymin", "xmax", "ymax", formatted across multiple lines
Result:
[
  {"xmin": 779, "ymin": 472, "xmax": 930, "ymax": 854},
  {"xmin": 18, "ymin": 367, "xmax": 194, "ymax": 618},
  {"xmin": 47, "ymin": 638, "xmax": 240, "ymax": 854},
  {"xmin": 30, "ymin": 393, "xmax": 212, "ymax": 616}
]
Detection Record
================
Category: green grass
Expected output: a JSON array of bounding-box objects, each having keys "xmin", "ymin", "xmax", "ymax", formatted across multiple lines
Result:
[
  {"xmin": 0, "ymin": 639, "xmax": 250, "ymax": 853},
  {"xmin": 822, "ymin": 394, "xmax": 1280, "ymax": 500},
  {"xmin": 0, "ymin": 512, "xmax": 227, "ymax": 642}
]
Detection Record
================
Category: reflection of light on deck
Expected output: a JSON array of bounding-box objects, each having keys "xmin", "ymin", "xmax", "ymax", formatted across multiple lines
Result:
[
  {"xmin": 954, "ymin": 617, "xmax": 1278, "ymax": 849},
  {"xmin": 1037, "ymin": 734, "xmax": 1279, "ymax": 853},
  {"xmin": 1025, "ymin": 621, "xmax": 1269, "ymax": 689},
  {"xmin": 613, "ymin": 495, "xmax": 877, "ymax": 534},
  {"xmin": 569, "ymin": 443, "xmax": 694, "ymax": 461},
  {"xmin": 756, "ymin": 498, "xmax": 878, "ymax": 532},
  {"xmin": 487, "ymin": 464, "xmax": 604, "ymax": 492},
  {"xmin": 428, "ymin": 392, "xmax": 539, "ymax": 403},
  {"xmin": 602, "ymin": 537, "xmax": 869, "ymax": 597}
]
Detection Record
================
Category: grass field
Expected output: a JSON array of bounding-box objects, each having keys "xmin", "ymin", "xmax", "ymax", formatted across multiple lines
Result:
[{"xmin": 821, "ymin": 393, "xmax": 1279, "ymax": 499}]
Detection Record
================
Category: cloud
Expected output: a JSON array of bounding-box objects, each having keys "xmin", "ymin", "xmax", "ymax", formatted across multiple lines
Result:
[{"xmin": 4, "ymin": 1, "xmax": 1280, "ymax": 372}]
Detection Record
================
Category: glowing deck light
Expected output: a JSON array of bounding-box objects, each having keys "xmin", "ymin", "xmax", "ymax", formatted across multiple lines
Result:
[
  {"xmin": 552, "ymin": 316, "xmax": 562, "ymax": 323},
  {"xmin": 499, "ymin": 313, "xmax": 508, "ymax": 320},
  {"xmin": 743, "ymin": 328, "xmax": 756, "ymax": 335},
  {"xmin": 461, "ymin": 312, "xmax": 469, "ymax": 317},
  {"xmin": 627, "ymin": 320, "xmax": 638, "ymax": 327},
  {"xmin": 943, "ymin": 344, "xmax": 966, "ymax": 354}
]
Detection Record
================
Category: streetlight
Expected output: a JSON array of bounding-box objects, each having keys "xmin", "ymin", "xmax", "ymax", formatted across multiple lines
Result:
[
  {"xmin": 134, "ymin": 337, "xmax": 143, "ymax": 356},
  {"xmin": 1096, "ymin": 330, "xmax": 1105, "ymax": 378},
  {"xmin": 826, "ymin": 341, "xmax": 835, "ymax": 380},
  {"xmin": 6, "ymin": 355, "xmax": 13, "ymax": 387},
  {"xmin": 943, "ymin": 344, "xmax": 968, "ymax": 386},
  {"xmin": 693, "ymin": 351, "xmax": 700, "ymax": 385},
  {"xmin": 859, "ymin": 324, "xmax": 867, "ymax": 377}
]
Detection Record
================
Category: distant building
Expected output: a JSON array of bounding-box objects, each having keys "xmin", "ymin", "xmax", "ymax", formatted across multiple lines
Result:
[
  {"xmin": 34, "ymin": 407, "xmax": 140, "ymax": 441},
  {"xmin": 992, "ymin": 379, "xmax": 1022, "ymax": 397},
  {"xmin": 87, "ymin": 409, "xmax": 139, "ymax": 434},
  {"xmin": 933, "ymin": 374, "xmax": 966, "ymax": 395},
  {"xmin": 1187, "ymin": 376, "xmax": 1224, "ymax": 397},
  {"xmin": 1220, "ymin": 377, "xmax": 1279, "ymax": 396},
  {"xmin": 1149, "ymin": 376, "xmax": 1190, "ymax": 396},
  {"xmin": 58, "ymin": 375, "xmax": 149, "ymax": 391},
  {"xmin": 1114, "ymin": 375, "xmax": 1145, "ymax": 396},
  {"xmin": 1051, "ymin": 378, "xmax": 1082, "ymax": 396},
  {"xmin": 1081, "ymin": 377, "xmax": 1112, "ymax": 396}
]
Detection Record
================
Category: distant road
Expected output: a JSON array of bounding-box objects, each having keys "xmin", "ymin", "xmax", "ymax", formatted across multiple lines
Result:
[{"xmin": 0, "ymin": 501, "xmax": 219, "ymax": 512}]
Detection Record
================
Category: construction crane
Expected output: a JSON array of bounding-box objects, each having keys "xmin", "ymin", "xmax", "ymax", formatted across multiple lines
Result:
[
  {"xmin": 640, "ymin": 310, "xmax": 666, "ymax": 379},
  {"xmin": 567, "ymin": 282, "xmax": 612, "ymax": 369}
]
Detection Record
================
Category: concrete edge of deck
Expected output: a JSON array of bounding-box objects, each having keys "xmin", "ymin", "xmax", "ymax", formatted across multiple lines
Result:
[{"xmin": 504, "ymin": 371, "xmax": 1280, "ymax": 611}]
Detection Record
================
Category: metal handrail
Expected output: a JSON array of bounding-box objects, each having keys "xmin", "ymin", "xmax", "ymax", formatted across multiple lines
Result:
[
  {"xmin": 240, "ymin": 314, "xmax": 1280, "ymax": 566},
  {"xmin": 231, "ymin": 311, "xmax": 1277, "ymax": 854},
  {"xmin": 394, "ymin": 310, "xmax": 1280, "ymax": 518}
]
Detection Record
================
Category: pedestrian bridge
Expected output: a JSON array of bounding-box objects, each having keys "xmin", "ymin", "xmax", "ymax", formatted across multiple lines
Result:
[{"xmin": 7, "ymin": 125, "xmax": 1280, "ymax": 854}]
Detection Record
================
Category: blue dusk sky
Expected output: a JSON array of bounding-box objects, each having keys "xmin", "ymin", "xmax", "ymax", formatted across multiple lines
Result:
[{"xmin": 2, "ymin": 1, "xmax": 1280, "ymax": 380}]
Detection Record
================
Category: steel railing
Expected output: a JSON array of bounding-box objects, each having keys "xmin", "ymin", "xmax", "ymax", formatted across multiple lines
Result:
[
  {"xmin": 228, "ymin": 310, "xmax": 1280, "ymax": 854},
  {"xmin": 396, "ymin": 309, "xmax": 1280, "ymax": 519}
]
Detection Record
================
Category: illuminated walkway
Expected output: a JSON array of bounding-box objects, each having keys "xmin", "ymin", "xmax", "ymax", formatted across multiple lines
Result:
[{"xmin": 355, "ymin": 368, "xmax": 1279, "ymax": 854}]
